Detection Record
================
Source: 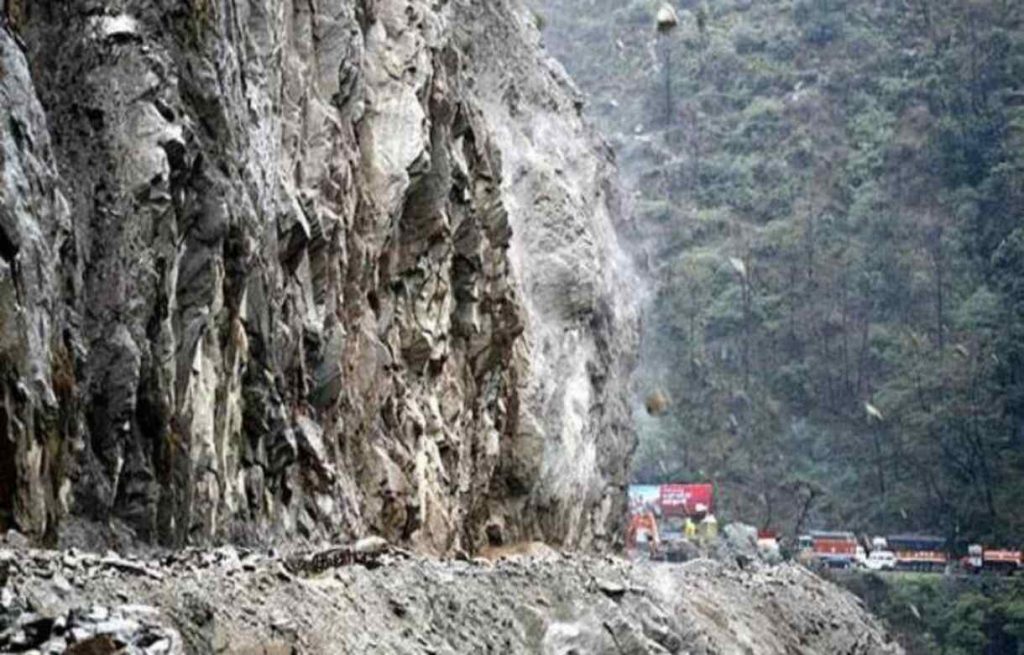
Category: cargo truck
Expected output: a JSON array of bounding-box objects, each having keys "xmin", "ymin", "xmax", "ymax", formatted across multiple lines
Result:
[
  {"xmin": 963, "ymin": 545, "xmax": 1021, "ymax": 575},
  {"xmin": 886, "ymin": 534, "xmax": 948, "ymax": 572},
  {"xmin": 800, "ymin": 531, "xmax": 858, "ymax": 568}
]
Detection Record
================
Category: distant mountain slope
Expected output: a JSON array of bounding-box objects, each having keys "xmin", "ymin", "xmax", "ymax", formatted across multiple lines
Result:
[{"xmin": 534, "ymin": 0, "xmax": 1024, "ymax": 543}]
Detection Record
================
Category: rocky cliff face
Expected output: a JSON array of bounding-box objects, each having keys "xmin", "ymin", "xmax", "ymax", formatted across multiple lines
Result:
[{"xmin": 0, "ymin": 0, "xmax": 637, "ymax": 553}]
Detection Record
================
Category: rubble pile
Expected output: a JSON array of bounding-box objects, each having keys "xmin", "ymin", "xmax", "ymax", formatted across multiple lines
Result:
[
  {"xmin": 0, "ymin": 537, "xmax": 902, "ymax": 655},
  {"xmin": 0, "ymin": 547, "xmax": 181, "ymax": 654}
]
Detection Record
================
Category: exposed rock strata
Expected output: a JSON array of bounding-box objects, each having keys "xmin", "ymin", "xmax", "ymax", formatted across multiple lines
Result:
[{"xmin": 0, "ymin": 0, "xmax": 636, "ymax": 553}]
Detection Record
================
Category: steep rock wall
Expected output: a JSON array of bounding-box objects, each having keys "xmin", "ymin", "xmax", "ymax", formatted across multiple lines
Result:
[{"xmin": 0, "ymin": 0, "xmax": 637, "ymax": 553}]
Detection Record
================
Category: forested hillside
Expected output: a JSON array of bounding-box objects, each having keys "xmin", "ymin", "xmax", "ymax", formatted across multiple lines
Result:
[{"xmin": 533, "ymin": 0, "xmax": 1024, "ymax": 544}]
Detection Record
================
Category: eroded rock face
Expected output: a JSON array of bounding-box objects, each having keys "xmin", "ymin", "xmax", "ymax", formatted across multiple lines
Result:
[{"xmin": 0, "ymin": 0, "xmax": 637, "ymax": 553}]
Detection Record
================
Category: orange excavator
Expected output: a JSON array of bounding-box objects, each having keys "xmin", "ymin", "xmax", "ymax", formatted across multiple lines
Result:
[{"xmin": 626, "ymin": 508, "xmax": 661, "ymax": 556}]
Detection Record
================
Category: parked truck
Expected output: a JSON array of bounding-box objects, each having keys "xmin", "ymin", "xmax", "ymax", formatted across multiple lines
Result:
[
  {"xmin": 800, "ymin": 531, "xmax": 858, "ymax": 568},
  {"xmin": 963, "ymin": 545, "xmax": 1021, "ymax": 575},
  {"xmin": 886, "ymin": 534, "xmax": 948, "ymax": 572}
]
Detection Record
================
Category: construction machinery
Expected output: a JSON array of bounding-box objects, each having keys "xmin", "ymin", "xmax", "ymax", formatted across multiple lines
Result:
[
  {"xmin": 626, "ymin": 509, "xmax": 661, "ymax": 557},
  {"xmin": 627, "ymin": 482, "xmax": 717, "ymax": 561}
]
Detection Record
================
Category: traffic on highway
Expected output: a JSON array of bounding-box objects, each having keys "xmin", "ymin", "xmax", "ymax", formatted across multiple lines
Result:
[{"xmin": 628, "ymin": 484, "xmax": 1022, "ymax": 575}]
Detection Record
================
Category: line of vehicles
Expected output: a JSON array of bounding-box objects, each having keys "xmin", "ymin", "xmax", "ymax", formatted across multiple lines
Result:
[
  {"xmin": 628, "ymin": 484, "xmax": 1021, "ymax": 575},
  {"xmin": 799, "ymin": 531, "xmax": 1024, "ymax": 576}
]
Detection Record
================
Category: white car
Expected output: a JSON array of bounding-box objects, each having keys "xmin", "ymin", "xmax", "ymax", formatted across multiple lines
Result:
[{"xmin": 864, "ymin": 550, "xmax": 897, "ymax": 571}]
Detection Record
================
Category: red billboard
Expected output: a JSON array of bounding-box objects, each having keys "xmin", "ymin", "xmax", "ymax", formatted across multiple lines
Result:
[{"xmin": 658, "ymin": 483, "xmax": 713, "ymax": 516}]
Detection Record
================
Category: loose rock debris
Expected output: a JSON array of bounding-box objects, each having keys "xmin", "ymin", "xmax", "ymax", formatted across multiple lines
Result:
[
  {"xmin": 0, "ymin": 540, "xmax": 903, "ymax": 655},
  {"xmin": 283, "ymin": 537, "xmax": 406, "ymax": 576}
]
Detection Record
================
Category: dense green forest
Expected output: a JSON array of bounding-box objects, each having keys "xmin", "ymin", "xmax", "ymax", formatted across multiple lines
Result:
[
  {"xmin": 533, "ymin": 0, "xmax": 1024, "ymax": 545},
  {"xmin": 837, "ymin": 572, "xmax": 1024, "ymax": 655}
]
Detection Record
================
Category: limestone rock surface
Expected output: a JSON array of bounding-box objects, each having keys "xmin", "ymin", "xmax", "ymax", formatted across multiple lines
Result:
[{"xmin": 0, "ymin": 0, "xmax": 637, "ymax": 553}]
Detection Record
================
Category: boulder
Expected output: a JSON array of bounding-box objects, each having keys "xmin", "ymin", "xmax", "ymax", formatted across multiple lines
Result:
[{"xmin": 656, "ymin": 3, "xmax": 680, "ymax": 32}]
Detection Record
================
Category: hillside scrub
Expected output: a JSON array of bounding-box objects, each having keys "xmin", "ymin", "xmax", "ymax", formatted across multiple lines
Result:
[
  {"xmin": 534, "ymin": 0, "xmax": 1024, "ymax": 545},
  {"xmin": 835, "ymin": 571, "xmax": 1024, "ymax": 655}
]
